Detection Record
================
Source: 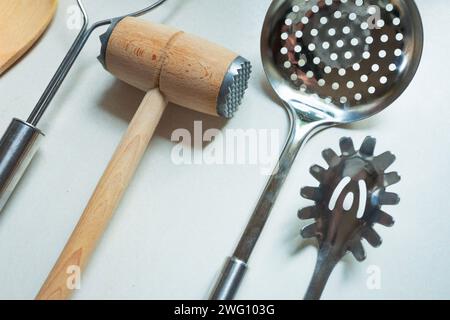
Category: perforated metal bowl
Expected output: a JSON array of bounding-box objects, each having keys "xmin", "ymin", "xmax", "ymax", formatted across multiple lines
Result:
[{"xmin": 261, "ymin": 0, "xmax": 423, "ymax": 122}]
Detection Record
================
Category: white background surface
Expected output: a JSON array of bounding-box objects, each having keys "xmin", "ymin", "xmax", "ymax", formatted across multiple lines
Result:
[{"xmin": 0, "ymin": 0, "xmax": 449, "ymax": 300}]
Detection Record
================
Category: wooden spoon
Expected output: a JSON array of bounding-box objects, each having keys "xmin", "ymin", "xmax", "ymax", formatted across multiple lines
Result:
[{"xmin": 0, "ymin": 0, "xmax": 58, "ymax": 75}]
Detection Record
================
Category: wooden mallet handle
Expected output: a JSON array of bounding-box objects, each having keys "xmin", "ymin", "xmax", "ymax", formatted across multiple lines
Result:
[
  {"xmin": 36, "ymin": 17, "xmax": 251, "ymax": 299},
  {"xmin": 36, "ymin": 89, "xmax": 167, "ymax": 300}
]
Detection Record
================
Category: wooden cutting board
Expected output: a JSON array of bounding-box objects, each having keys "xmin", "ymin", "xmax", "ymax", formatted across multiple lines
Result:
[{"xmin": 0, "ymin": 0, "xmax": 58, "ymax": 75}]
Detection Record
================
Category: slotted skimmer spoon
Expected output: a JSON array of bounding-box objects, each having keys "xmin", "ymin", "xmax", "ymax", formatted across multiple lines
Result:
[
  {"xmin": 211, "ymin": 0, "xmax": 423, "ymax": 300},
  {"xmin": 0, "ymin": 0, "xmax": 167, "ymax": 212}
]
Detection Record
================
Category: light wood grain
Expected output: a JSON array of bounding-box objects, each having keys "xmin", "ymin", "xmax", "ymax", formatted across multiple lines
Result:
[
  {"xmin": 36, "ymin": 89, "xmax": 167, "ymax": 300},
  {"xmin": 0, "ymin": 0, "xmax": 58, "ymax": 75},
  {"xmin": 106, "ymin": 17, "xmax": 238, "ymax": 117}
]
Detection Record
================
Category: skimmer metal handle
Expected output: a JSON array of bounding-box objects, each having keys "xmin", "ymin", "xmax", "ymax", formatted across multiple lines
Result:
[{"xmin": 210, "ymin": 106, "xmax": 334, "ymax": 300}]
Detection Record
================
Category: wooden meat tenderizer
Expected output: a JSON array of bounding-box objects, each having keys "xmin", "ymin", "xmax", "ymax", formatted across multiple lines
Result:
[{"xmin": 36, "ymin": 17, "xmax": 251, "ymax": 300}]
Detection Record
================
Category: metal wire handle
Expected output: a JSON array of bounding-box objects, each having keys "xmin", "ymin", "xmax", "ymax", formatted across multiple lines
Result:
[{"xmin": 27, "ymin": 0, "xmax": 168, "ymax": 126}]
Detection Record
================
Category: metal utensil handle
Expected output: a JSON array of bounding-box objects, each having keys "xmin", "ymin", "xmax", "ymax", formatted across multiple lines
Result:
[
  {"xmin": 304, "ymin": 246, "xmax": 339, "ymax": 300},
  {"xmin": 210, "ymin": 257, "xmax": 248, "ymax": 300},
  {"xmin": 209, "ymin": 128, "xmax": 302, "ymax": 300},
  {"xmin": 210, "ymin": 107, "xmax": 334, "ymax": 299},
  {"xmin": 0, "ymin": 119, "xmax": 43, "ymax": 211}
]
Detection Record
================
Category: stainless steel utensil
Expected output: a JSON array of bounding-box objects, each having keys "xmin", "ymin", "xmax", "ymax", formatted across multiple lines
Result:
[
  {"xmin": 299, "ymin": 136, "xmax": 399, "ymax": 299},
  {"xmin": 0, "ymin": 0, "xmax": 167, "ymax": 212},
  {"xmin": 211, "ymin": 0, "xmax": 423, "ymax": 300}
]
